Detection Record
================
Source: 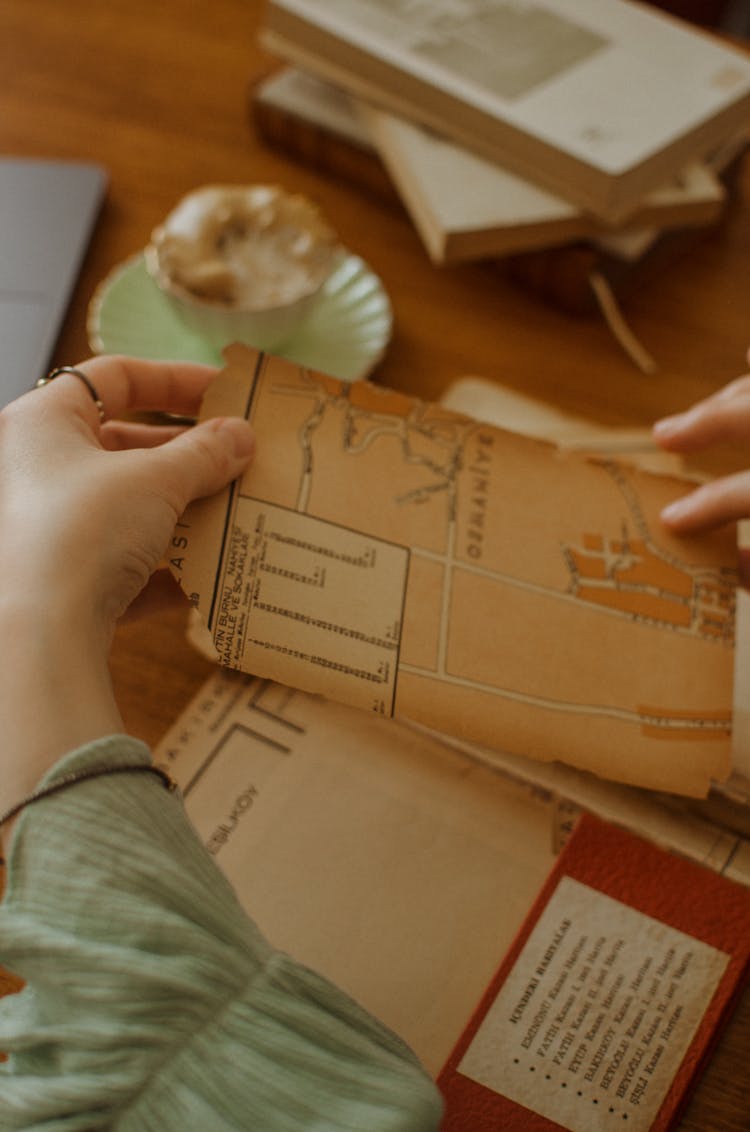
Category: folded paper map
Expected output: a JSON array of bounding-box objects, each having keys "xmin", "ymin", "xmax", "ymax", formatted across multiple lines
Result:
[{"xmin": 168, "ymin": 345, "xmax": 737, "ymax": 796}]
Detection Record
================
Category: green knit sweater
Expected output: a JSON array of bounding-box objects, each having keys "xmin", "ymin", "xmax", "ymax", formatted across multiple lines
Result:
[{"xmin": 0, "ymin": 736, "xmax": 443, "ymax": 1130}]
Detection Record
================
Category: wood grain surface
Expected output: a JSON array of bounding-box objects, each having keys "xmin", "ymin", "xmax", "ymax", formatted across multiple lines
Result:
[{"xmin": 0, "ymin": 3, "xmax": 748, "ymax": 1126}]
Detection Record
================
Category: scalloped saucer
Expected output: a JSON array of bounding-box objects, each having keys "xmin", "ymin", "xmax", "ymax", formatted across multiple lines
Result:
[{"xmin": 88, "ymin": 250, "xmax": 393, "ymax": 381}]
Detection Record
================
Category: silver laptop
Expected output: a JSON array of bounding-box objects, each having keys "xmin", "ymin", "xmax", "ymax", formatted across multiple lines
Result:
[{"xmin": 0, "ymin": 156, "xmax": 106, "ymax": 408}]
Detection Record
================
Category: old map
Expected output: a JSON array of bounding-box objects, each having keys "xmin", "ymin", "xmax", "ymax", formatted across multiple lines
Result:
[{"xmin": 170, "ymin": 345, "xmax": 737, "ymax": 795}]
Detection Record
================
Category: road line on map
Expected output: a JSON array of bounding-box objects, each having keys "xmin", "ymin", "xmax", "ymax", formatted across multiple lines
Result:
[{"xmin": 397, "ymin": 663, "xmax": 728, "ymax": 732}]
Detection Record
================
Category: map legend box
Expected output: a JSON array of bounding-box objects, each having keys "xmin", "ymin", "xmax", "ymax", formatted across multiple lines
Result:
[{"xmin": 213, "ymin": 498, "xmax": 409, "ymax": 715}]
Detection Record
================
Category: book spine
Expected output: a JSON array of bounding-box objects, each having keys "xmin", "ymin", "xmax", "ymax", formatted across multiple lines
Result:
[{"xmin": 249, "ymin": 89, "xmax": 402, "ymax": 210}]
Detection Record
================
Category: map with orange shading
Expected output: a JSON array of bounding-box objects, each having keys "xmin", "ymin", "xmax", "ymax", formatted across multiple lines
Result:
[
  {"xmin": 171, "ymin": 345, "xmax": 738, "ymax": 796},
  {"xmin": 569, "ymin": 533, "xmax": 725, "ymax": 633}
]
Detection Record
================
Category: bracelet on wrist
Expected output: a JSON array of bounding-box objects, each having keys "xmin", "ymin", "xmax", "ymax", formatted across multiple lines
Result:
[{"xmin": 0, "ymin": 763, "xmax": 177, "ymax": 865}]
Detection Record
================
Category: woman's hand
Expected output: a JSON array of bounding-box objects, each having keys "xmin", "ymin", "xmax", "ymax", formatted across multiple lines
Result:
[
  {"xmin": 0, "ymin": 355, "xmax": 255, "ymax": 635},
  {"xmin": 0, "ymin": 356, "xmax": 255, "ymax": 825},
  {"xmin": 654, "ymin": 356, "xmax": 750, "ymax": 535}
]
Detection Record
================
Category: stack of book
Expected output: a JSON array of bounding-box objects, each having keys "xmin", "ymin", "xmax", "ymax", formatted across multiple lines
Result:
[{"xmin": 256, "ymin": 0, "xmax": 750, "ymax": 312}]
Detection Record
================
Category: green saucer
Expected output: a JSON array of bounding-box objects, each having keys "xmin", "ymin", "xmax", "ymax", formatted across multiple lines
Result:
[{"xmin": 88, "ymin": 251, "xmax": 393, "ymax": 381}]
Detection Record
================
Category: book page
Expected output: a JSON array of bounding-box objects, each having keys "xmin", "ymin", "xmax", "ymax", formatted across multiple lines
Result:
[
  {"xmin": 154, "ymin": 669, "xmax": 750, "ymax": 1074},
  {"xmin": 154, "ymin": 668, "xmax": 557, "ymax": 1072},
  {"xmin": 169, "ymin": 345, "xmax": 737, "ymax": 797}
]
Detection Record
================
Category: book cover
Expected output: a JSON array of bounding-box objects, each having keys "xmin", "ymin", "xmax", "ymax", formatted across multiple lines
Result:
[
  {"xmin": 437, "ymin": 811, "xmax": 750, "ymax": 1130},
  {"xmin": 260, "ymin": 0, "xmax": 750, "ymax": 222},
  {"xmin": 250, "ymin": 67, "xmax": 400, "ymax": 207}
]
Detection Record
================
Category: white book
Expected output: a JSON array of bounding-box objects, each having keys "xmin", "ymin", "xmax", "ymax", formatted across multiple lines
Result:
[
  {"xmin": 255, "ymin": 68, "xmax": 727, "ymax": 265},
  {"xmin": 358, "ymin": 102, "xmax": 726, "ymax": 263},
  {"xmin": 261, "ymin": 0, "xmax": 750, "ymax": 222}
]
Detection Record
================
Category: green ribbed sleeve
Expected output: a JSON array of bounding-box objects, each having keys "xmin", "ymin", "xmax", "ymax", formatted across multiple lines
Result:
[{"xmin": 0, "ymin": 736, "xmax": 443, "ymax": 1131}]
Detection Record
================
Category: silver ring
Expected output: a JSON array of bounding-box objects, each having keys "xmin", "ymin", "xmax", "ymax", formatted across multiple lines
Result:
[{"xmin": 36, "ymin": 366, "xmax": 105, "ymax": 423}]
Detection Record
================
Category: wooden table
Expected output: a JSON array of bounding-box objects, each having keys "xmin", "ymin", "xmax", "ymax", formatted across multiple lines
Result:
[{"xmin": 1, "ymin": 2, "xmax": 749, "ymax": 1125}]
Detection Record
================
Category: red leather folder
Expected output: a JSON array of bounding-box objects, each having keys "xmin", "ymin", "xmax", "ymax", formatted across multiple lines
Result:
[{"xmin": 438, "ymin": 813, "xmax": 750, "ymax": 1131}]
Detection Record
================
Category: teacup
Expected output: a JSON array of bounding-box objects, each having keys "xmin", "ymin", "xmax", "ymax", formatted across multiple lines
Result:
[{"xmin": 145, "ymin": 184, "xmax": 342, "ymax": 351}]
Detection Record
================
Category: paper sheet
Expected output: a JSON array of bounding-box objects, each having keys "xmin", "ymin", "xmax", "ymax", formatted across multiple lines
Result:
[
  {"xmin": 440, "ymin": 376, "xmax": 690, "ymax": 477},
  {"xmin": 169, "ymin": 345, "xmax": 737, "ymax": 796},
  {"xmin": 442, "ymin": 376, "xmax": 750, "ymax": 804}
]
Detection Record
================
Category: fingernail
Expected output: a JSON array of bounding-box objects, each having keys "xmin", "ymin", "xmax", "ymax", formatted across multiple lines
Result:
[
  {"xmin": 653, "ymin": 414, "xmax": 684, "ymax": 439},
  {"xmin": 660, "ymin": 497, "xmax": 689, "ymax": 524},
  {"xmin": 215, "ymin": 417, "xmax": 255, "ymax": 458}
]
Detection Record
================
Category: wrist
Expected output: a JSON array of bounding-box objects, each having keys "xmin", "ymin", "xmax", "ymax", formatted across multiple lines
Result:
[{"xmin": 0, "ymin": 594, "xmax": 123, "ymax": 826}]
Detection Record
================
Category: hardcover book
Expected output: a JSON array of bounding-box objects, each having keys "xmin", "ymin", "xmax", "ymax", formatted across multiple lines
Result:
[
  {"xmin": 260, "ymin": 0, "xmax": 750, "ymax": 222},
  {"xmin": 250, "ymin": 67, "xmax": 400, "ymax": 208},
  {"xmin": 252, "ymin": 68, "xmax": 727, "ymax": 265},
  {"xmin": 358, "ymin": 102, "xmax": 726, "ymax": 264}
]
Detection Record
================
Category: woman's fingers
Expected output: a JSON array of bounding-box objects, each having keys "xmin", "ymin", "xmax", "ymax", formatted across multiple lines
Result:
[
  {"xmin": 99, "ymin": 420, "xmax": 188, "ymax": 450},
  {"xmin": 660, "ymin": 469, "xmax": 750, "ymax": 534},
  {"xmin": 28, "ymin": 356, "xmax": 220, "ymax": 424},
  {"xmin": 654, "ymin": 367, "xmax": 750, "ymax": 537},
  {"xmin": 654, "ymin": 376, "xmax": 750, "ymax": 452},
  {"xmin": 80, "ymin": 356, "xmax": 220, "ymax": 419},
  {"xmin": 138, "ymin": 416, "xmax": 256, "ymax": 514},
  {"xmin": 20, "ymin": 357, "xmax": 220, "ymax": 435}
]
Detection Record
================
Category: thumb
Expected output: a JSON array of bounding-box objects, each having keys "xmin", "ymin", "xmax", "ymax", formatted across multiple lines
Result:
[{"xmin": 146, "ymin": 416, "xmax": 256, "ymax": 512}]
